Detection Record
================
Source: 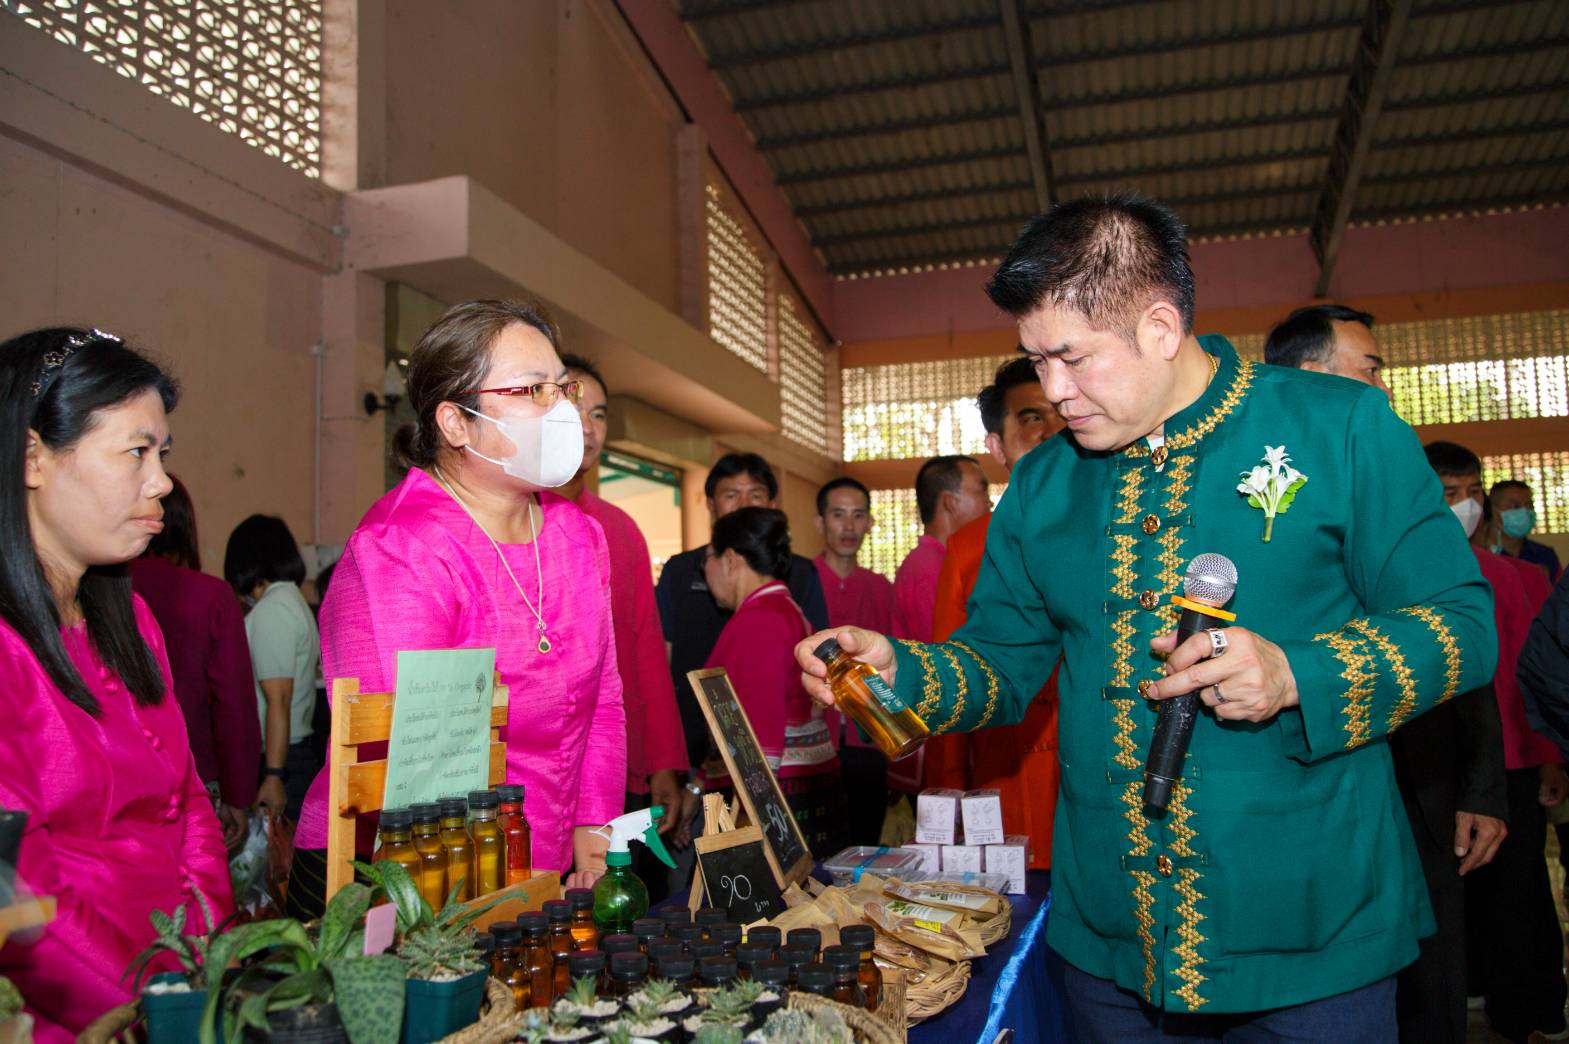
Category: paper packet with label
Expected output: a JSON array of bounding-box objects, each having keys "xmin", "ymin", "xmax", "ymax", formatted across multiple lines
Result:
[
  {"xmin": 861, "ymin": 891, "xmax": 986, "ymax": 960},
  {"xmin": 883, "ymin": 878, "xmax": 1004, "ymax": 918}
]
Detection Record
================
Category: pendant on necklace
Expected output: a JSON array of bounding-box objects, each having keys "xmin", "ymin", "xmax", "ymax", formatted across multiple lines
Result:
[{"xmin": 537, "ymin": 634, "xmax": 552, "ymax": 654}]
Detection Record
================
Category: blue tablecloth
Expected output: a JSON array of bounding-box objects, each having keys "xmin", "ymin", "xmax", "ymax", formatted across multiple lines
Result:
[{"xmin": 907, "ymin": 870, "xmax": 1067, "ymax": 1044}]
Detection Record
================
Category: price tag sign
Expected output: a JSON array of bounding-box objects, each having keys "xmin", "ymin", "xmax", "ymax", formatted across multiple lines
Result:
[{"xmin": 694, "ymin": 826, "xmax": 786, "ymax": 925}]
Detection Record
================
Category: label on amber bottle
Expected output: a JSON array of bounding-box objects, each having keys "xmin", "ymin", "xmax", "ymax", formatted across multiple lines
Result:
[{"xmin": 865, "ymin": 674, "xmax": 911, "ymax": 714}]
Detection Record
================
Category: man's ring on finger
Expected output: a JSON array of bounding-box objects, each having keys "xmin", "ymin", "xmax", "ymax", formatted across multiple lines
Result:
[
  {"xmin": 1213, "ymin": 683, "xmax": 1228, "ymax": 704},
  {"xmin": 1207, "ymin": 629, "xmax": 1229, "ymax": 659}
]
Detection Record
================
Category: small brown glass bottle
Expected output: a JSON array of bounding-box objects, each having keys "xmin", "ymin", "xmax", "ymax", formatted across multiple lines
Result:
[
  {"xmin": 839, "ymin": 924, "xmax": 883, "ymax": 1011},
  {"xmin": 670, "ymin": 923, "xmax": 703, "ymax": 948},
  {"xmin": 657, "ymin": 907, "xmax": 691, "ymax": 931},
  {"xmin": 693, "ymin": 907, "xmax": 725, "ymax": 937},
  {"xmin": 689, "ymin": 939, "xmax": 725, "ymax": 962},
  {"xmin": 496, "ymin": 783, "xmax": 532, "ymax": 885},
  {"xmin": 409, "ymin": 803, "xmax": 449, "ymax": 911},
  {"xmin": 823, "ymin": 945, "xmax": 865, "ymax": 1008},
  {"xmin": 735, "ymin": 942, "xmax": 774, "ymax": 980},
  {"xmin": 467, "ymin": 790, "xmax": 504, "ymax": 897},
  {"xmin": 437, "ymin": 797, "xmax": 475, "ymax": 902},
  {"xmin": 656, "ymin": 954, "xmax": 697, "ymax": 991},
  {"xmin": 646, "ymin": 939, "xmax": 684, "ymax": 965},
  {"xmin": 565, "ymin": 888, "xmax": 599, "ymax": 952},
  {"xmin": 608, "ymin": 951, "xmax": 649, "ymax": 998},
  {"xmin": 631, "ymin": 918, "xmax": 664, "ymax": 954},
  {"xmin": 785, "ymin": 928, "xmax": 822, "ymax": 956},
  {"xmin": 490, "ymin": 922, "xmax": 526, "ymax": 1010},
  {"xmin": 776, "ymin": 944, "xmax": 815, "ymax": 986},
  {"xmin": 795, "ymin": 964, "xmax": 835, "ymax": 997},
  {"xmin": 473, "ymin": 931, "xmax": 495, "ymax": 971},
  {"xmin": 567, "ymin": 949, "xmax": 608, "ymax": 997},
  {"xmin": 517, "ymin": 911, "xmax": 553, "ymax": 1009},
  {"xmin": 745, "ymin": 925, "xmax": 781, "ymax": 952},
  {"xmin": 371, "ymin": 808, "xmax": 422, "ymax": 889},
  {"xmin": 542, "ymin": 900, "xmax": 574, "ymax": 999},
  {"xmin": 710, "ymin": 922, "xmax": 742, "ymax": 955},
  {"xmin": 698, "ymin": 956, "xmax": 738, "ymax": 990},
  {"xmin": 813, "ymin": 637, "xmax": 929, "ymax": 760}
]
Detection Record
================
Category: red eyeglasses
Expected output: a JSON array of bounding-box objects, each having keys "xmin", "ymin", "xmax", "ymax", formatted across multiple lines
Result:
[{"xmin": 475, "ymin": 380, "xmax": 585, "ymax": 406}]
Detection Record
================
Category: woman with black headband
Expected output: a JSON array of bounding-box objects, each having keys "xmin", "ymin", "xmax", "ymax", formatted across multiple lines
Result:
[{"xmin": 0, "ymin": 327, "xmax": 232, "ymax": 1040}]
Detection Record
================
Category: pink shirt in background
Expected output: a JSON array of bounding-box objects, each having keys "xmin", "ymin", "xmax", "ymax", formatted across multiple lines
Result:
[
  {"xmin": 704, "ymin": 582, "xmax": 837, "ymax": 781},
  {"xmin": 294, "ymin": 469, "xmax": 626, "ymax": 874},
  {"xmin": 129, "ymin": 555, "xmax": 261, "ymax": 808},
  {"xmin": 576, "ymin": 490, "xmax": 685, "ymax": 794},
  {"xmin": 813, "ymin": 554, "xmax": 895, "ymax": 635},
  {"xmin": 0, "ymin": 597, "xmax": 233, "ymax": 1042},
  {"xmin": 892, "ymin": 535, "xmax": 946, "ymax": 642},
  {"xmin": 1474, "ymin": 547, "xmax": 1559, "ymax": 770}
]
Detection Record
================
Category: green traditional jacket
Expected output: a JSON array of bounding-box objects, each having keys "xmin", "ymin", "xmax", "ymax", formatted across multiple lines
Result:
[{"xmin": 890, "ymin": 335, "xmax": 1496, "ymax": 1014}]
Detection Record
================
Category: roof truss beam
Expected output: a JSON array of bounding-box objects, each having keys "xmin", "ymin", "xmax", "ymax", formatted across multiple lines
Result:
[
  {"xmin": 1310, "ymin": 0, "xmax": 1413, "ymax": 296},
  {"xmin": 999, "ymin": 0, "xmax": 1055, "ymax": 210}
]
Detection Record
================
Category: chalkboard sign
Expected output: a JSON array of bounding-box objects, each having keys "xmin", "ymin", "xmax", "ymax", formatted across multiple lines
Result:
[
  {"xmin": 695, "ymin": 826, "xmax": 786, "ymax": 924},
  {"xmin": 688, "ymin": 668, "xmax": 813, "ymax": 888}
]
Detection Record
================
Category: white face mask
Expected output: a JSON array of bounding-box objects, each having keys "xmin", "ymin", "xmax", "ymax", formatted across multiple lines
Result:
[
  {"xmin": 462, "ymin": 399, "xmax": 584, "ymax": 488},
  {"xmin": 1450, "ymin": 498, "xmax": 1483, "ymax": 539}
]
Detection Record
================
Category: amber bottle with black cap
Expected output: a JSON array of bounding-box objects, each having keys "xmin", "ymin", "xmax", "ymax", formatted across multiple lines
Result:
[{"xmin": 812, "ymin": 637, "xmax": 929, "ymax": 760}]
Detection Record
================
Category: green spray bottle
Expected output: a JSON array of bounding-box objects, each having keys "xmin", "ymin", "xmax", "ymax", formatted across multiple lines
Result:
[{"xmin": 591, "ymin": 806, "xmax": 677, "ymax": 934}]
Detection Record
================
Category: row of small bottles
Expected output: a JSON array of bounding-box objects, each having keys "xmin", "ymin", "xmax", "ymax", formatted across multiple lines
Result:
[
  {"xmin": 373, "ymin": 785, "xmax": 531, "ymax": 907},
  {"xmin": 472, "ymin": 897, "xmax": 883, "ymax": 1014}
]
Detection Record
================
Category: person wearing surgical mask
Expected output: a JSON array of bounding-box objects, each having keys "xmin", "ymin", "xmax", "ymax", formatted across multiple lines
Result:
[
  {"xmin": 1491, "ymin": 479, "xmax": 1562, "ymax": 583},
  {"xmin": 286, "ymin": 299, "xmax": 625, "ymax": 918}
]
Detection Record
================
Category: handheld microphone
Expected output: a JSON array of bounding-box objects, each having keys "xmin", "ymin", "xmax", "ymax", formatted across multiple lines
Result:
[{"xmin": 1142, "ymin": 553, "xmax": 1239, "ymax": 814}]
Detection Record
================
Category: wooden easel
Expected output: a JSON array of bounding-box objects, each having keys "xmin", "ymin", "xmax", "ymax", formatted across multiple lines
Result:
[
  {"xmin": 324, "ymin": 673, "xmax": 559, "ymax": 925},
  {"xmin": 688, "ymin": 793, "xmax": 739, "ymax": 910}
]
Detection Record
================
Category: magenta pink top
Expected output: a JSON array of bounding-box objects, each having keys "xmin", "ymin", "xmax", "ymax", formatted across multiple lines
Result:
[
  {"xmin": 0, "ymin": 597, "xmax": 233, "ymax": 1042},
  {"xmin": 1474, "ymin": 547, "xmax": 1559, "ymax": 770},
  {"xmin": 294, "ymin": 469, "xmax": 627, "ymax": 874},
  {"xmin": 892, "ymin": 535, "xmax": 946, "ymax": 642},
  {"xmin": 813, "ymin": 555, "xmax": 895, "ymax": 635},
  {"xmin": 576, "ymin": 490, "xmax": 686, "ymax": 794},
  {"xmin": 704, "ymin": 582, "xmax": 837, "ymax": 781},
  {"xmin": 129, "ymin": 556, "xmax": 261, "ymax": 808}
]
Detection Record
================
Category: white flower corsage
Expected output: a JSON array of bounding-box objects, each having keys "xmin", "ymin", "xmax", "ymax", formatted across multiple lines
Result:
[{"xmin": 1237, "ymin": 445, "xmax": 1307, "ymax": 543}]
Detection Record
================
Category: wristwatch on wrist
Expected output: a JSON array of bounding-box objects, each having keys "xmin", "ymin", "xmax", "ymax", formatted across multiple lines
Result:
[
  {"xmin": 684, "ymin": 782, "xmax": 703, "ymax": 796},
  {"xmin": 264, "ymin": 767, "xmax": 288, "ymax": 782}
]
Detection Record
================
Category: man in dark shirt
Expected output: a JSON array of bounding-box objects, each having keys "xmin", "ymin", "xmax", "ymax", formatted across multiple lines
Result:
[{"xmin": 656, "ymin": 452, "xmax": 829, "ymax": 768}]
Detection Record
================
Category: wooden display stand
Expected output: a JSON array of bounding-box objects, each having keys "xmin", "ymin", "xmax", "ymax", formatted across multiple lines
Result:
[
  {"xmin": 324, "ymin": 674, "xmax": 559, "ymax": 921},
  {"xmin": 0, "ymin": 895, "xmax": 54, "ymax": 947}
]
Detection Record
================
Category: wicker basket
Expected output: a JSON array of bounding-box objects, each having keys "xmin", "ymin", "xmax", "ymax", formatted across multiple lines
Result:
[
  {"xmin": 76, "ymin": 1001, "xmax": 138, "ymax": 1043},
  {"xmin": 888, "ymin": 879, "xmax": 1013, "ymax": 948},
  {"xmin": 437, "ymin": 977, "xmax": 525, "ymax": 1043},
  {"xmin": 900, "ymin": 954, "xmax": 971, "ymax": 1025},
  {"xmin": 787, "ymin": 991, "xmax": 904, "ymax": 1044}
]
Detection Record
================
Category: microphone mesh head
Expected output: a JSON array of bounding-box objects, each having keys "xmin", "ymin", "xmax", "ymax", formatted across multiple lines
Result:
[{"xmin": 1183, "ymin": 553, "xmax": 1238, "ymax": 606}]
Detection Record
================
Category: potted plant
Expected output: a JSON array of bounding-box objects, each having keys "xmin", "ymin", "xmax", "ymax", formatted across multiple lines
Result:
[
  {"xmin": 551, "ymin": 974, "xmax": 620, "ymax": 1033},
  {"xmin": 0, "ymin": 975, "xmax": 31, "ymax": 1044},
  {"xmin": 122, "ymin": 888, "xmax": 229, "ymax": 1043},
  {"xmin": 354, "ymin": 861, "xmax": 504, "ymax": 1044},
  {"xmin": 198, "ymin": 881, "xmax": 405, "ymax": 1044}
]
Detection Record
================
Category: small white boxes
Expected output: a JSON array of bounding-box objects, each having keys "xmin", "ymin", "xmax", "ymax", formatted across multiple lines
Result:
[
  {"xmin": 899, "ymin": 843, "xmax": 941, "ymax": 873},
  {"xmin": 941, "ymin": 843, "xmax": 984, "ymax": 874},
  {"xmin": 915, "ymin": 788, "xmax": 965, "ymax": 845},
  {"xmin": 960, "ymin": 789, "xmax": 1005, "ymax": 846},
  {"xmin": 985, "ymin": 835, "xmax": 1030, "ymax": 894}
]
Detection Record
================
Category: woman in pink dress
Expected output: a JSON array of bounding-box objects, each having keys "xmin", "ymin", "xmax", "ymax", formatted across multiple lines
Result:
[
  {"xmin": 0, "ymin": 327, "xmax": 233, "ymax": 1041},
  {"xmin": 702, "ymin": 507, "xmax": 846, "ymax": 857},
  {"xmin": 288, "ymin": 300, "xmax": 625, "ymax": 916}
]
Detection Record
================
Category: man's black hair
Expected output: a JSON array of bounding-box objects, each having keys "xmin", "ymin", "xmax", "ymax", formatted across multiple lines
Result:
[
  {"xmin": 705, "ymin": 452, "xmax": 778, "ymax": 500},
  {"xmin": 816, "ymin": 476, "xmax": 871, "ymax": 517},
  {"xmin": 1264, "ymin": 305, "xmax": 1375, "ymax": 369}
]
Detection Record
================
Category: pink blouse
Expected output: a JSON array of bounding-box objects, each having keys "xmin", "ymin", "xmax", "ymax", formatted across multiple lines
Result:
[
  {"xmin": 0, "ymin": 596, "xmax": 233, "ymax": 1042},
  {"xmin": 704, "ymin": 582, "xmax": 837, "ymax": 781},
  {"xmin": 576, "ymin": 491, "xmax": 686, "ymax": 794},
  {"xmin": 294, "ymin": 469, "xmax": 626, "ymax": 874}
]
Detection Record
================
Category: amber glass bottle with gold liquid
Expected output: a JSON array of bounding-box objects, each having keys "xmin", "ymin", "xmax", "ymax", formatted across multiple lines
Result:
[
  {"xmin": 467, "ymin": 790, "xmax": 504, "ymax": 897},
  {"xmin": 496, "ymin": 783, "xmax": 532, "ymax": 886},
  {"xmin": 437, "ymin": 797, "xmax": 476, "ymax": 902},
  {"xmin": 812, "ymin": 638, "xmax": 929, "ymax": 759},
  {"xmin": 409, "ymin": 803, "xmax": 448, "ymax": 910},
  {"xmin": 543, "ymin": 900, "xmax": 574, "ymax": 998},
  {"xmin": 371, "ymin": 808, "xmax": 422, "ymax": 898}
]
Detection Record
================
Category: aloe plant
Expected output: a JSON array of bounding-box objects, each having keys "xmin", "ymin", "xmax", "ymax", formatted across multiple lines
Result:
[
  {"xmin": 354, "ymin": 859, "xmax": 502, "ymax": 981},
  {"xmin": 122, "ymin": 887, "xmax": 228, "ymax": 992},
  {"xmin": 197, "ymin": 882, "xmax": 404, "ymax": 1044}
]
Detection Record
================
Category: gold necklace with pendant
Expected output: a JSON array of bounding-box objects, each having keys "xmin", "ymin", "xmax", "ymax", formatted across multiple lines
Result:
[{"xmin": 434, "ymin": 468, "xmax": 553, "ymax": 654}]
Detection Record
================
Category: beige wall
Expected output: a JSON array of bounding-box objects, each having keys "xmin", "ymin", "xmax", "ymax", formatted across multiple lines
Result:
[
  {"xmin": 0, "ymin": 134, "xmax": 323, "ymax": 572},
  {"xmin": 377, "ymin": 0, "xmax": 683, "ymax": 314}
]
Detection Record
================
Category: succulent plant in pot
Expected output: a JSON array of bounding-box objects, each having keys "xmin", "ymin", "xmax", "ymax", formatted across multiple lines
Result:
[
  {"xmin": 354, "ymin": 860, "xmax": 503, "ymax": 1044},
  {"xmin": 552, "ymin": 973, "xmax": 620, "ymax": 1028},
  {"xmin": 623, "ymin": 976, "xmax": 692, "ymax": 1024},
  {"xmin": 197, "ymin": 881, "xmax": 404, "ymax": 1044},
  {"xmin": 121, "ymin": 888, "xmax": 231, "ymax": 1043}
]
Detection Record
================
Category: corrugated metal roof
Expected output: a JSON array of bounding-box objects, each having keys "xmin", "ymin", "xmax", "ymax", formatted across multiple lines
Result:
[{"xmin": 678, "ymin": 0, "xmax": 1569, "ymax": 276}]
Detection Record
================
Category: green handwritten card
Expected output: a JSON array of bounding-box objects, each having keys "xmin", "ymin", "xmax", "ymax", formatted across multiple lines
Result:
[{"xmin": 383, "ymin": 648, "xmax": 498, "ymax": 811}]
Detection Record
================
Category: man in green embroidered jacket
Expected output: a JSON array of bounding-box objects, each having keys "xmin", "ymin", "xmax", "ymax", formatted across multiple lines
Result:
[{"xmin": 796, "ymin": 196, "xmax": 1496, "ymax": 1036}]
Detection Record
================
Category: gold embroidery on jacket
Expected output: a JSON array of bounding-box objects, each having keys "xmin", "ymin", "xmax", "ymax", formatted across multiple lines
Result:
[
  {"xmin": 1168, "ymin": 782, "xmax": 1197, "ymax": 857},
  {"xmin": 1163, "ymin": 454, "xmax": 1194, "ymax": 515},
  {"xmin": 1400, "ymin": 606, "xmax": 1461, "ymax": 703},
  {"xmin": 1156, "ymin": 529, "xmax": 1186, "ymax": 598},
  {"xmin": 1110, "ymin": 698, "xmax": 1140, "ymax": 770},
  {"xmin": 1125, "ymin": 359, "xmax": 1257, "ymax": 456},
  {"xmin": 896, "ymin": 640, "xmax": 943, "ymax": 721},
  {"xmin": 1350, "ymin": 619, "xmax": 1419, "ymax": 730},
  {"xmin": 1111, "ymin": 534, "xmax": 1139, "ymax": 599},
  {"xmin": 1110, "ymin": 610, "xmax": 1138, "ymax": 689},
  {"xmin": 950, "ymin": 640, "xmax": 1002, "ymax": 727},
  {"xmin": 1171, "ymin": 868, "xmax": 1210, "ymax": 1010},
  {"xmin": 1120, "ymin": 780, "xmax": 1159, "ymax": 1000},
  {"xmin": 1315, "ymin": 627, "xmax": 1376, "ymax": 749},
  {"xmin": 1115, "ymin": 467, "xmax": 1146, "ymax": 523},
  {"xmin": 935, "ymin": 645, "xmax": 969, "ymax": 733}
]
